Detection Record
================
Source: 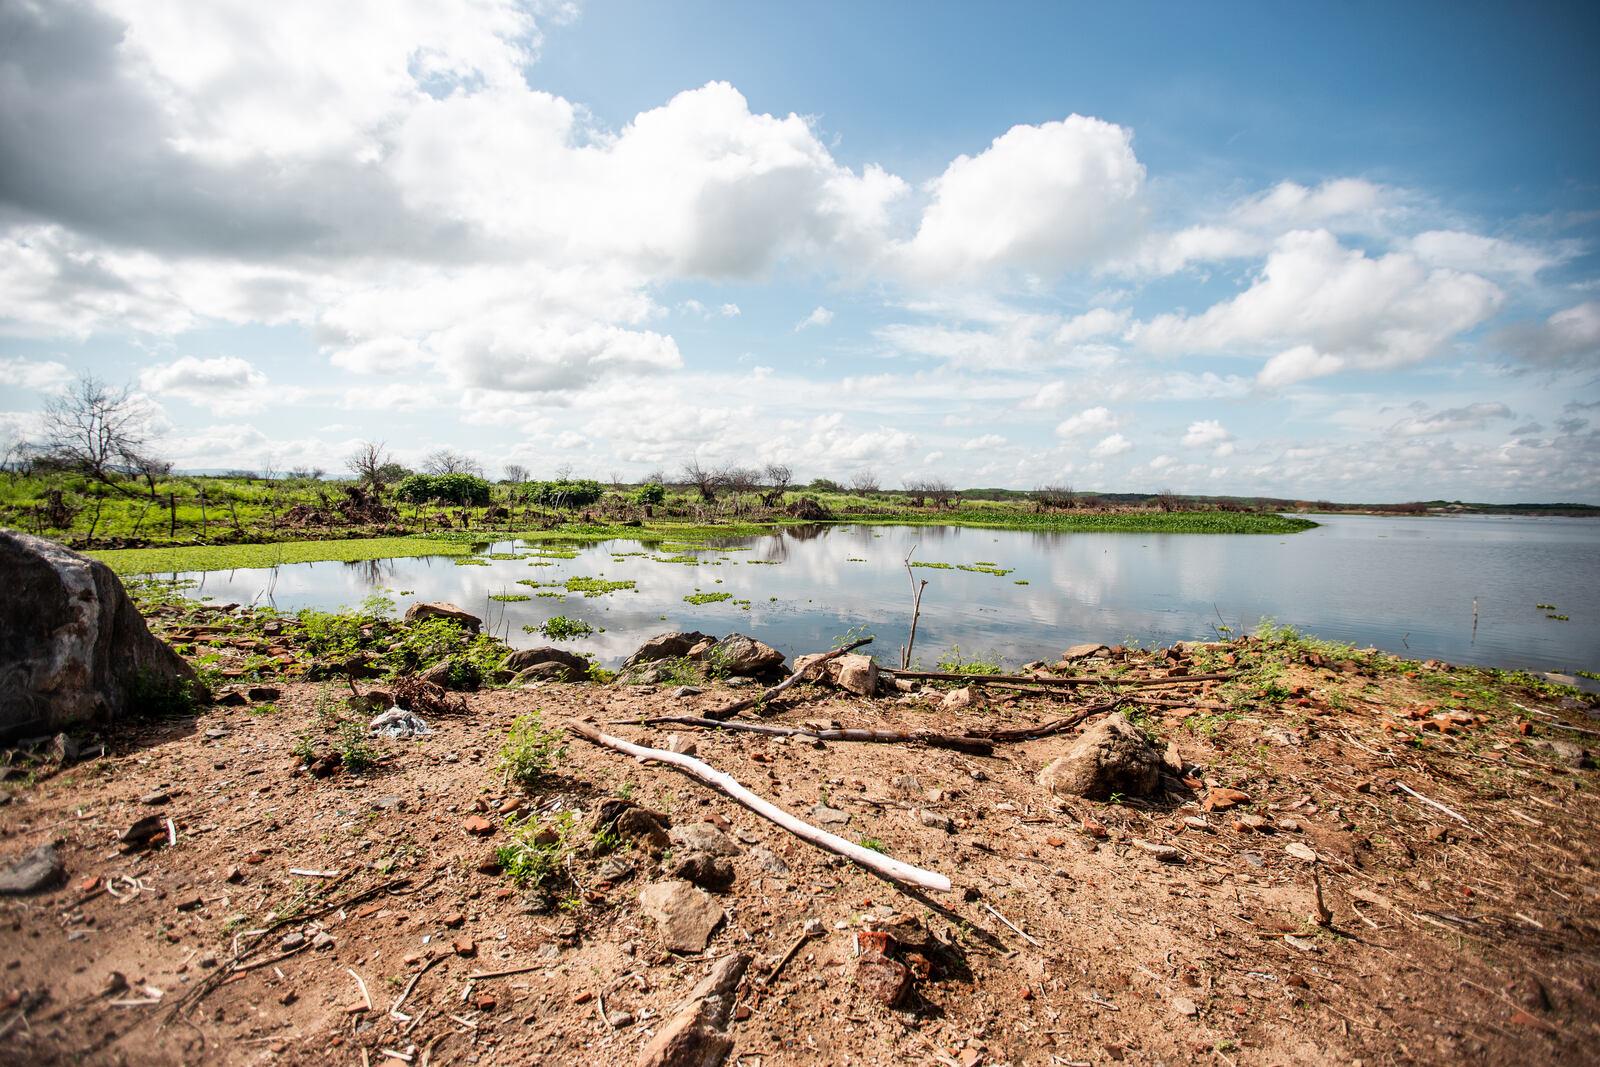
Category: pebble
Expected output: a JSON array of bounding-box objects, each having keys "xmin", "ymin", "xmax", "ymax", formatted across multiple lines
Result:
[{"xmin": 140, "ymin": 790, "xmax": 170, "ymax": 806}]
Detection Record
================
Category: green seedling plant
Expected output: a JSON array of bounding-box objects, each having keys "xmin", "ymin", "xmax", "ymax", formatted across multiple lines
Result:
[{"xmin": 499, "ymin": 712, "xmax": 566, "ymax": 789}]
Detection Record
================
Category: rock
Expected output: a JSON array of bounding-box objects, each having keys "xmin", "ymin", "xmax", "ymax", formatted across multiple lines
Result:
[
  {"xmin": 918, "ymin": 809, "xmax": 955, "ymax": 833},
  {"xmin": 140, "ymin": 790, "xmax": 170, "ymax": 806},
  {"xmin": 502, "ymin": 646, "xmax": 590, "ymax": 676},
  {"xmin": 669, "ymin": 822, "xmax": 741, "ymax": 857},
  {"xmin": 1061, "ymin": 643, "xmax": 1110, "ymax": 662},
  {"xmin": 510, "ymin": 661, "xmax": 584, "ymax": 684},
  {"xmin": 463, "ymin": 815, "xmax": 495, "ymax": 836},
  {"xmin": 1037, "ymin": 713, "xmax": 1161, "ymax": 800},
  {"xmin": 810, "ymin": 802, "xmax": 850, "ymax": 826},
  {"xmin": 1132, "ymin": 838, "xmax": 1184, "ymax": 863},
  {"xmin": 792, "ymin": 653, "xmax": 880, "ymax": 696},
  {"xmin": 1162, "ymin": 741, "xmax": 1184, "ymax": 775},
  {"xmin": 639, "ymin": 880, "xmax": 725, "ymax": 953},
  {"xmin": 0, "ymin": 531, "xmax": 204, "ymax": 740},
  {"xmin": 402, "ymin": 601, "xmax": 482, "ymax": 633},
  {"xmin": 663, "ymin": 733, "xmax": 698, "ymax": 756},
  {"xmin": 417, "ymin": 662, "xmax": 455, "ymax": 688},
  {"xmin": 666, "ymin": 850, "xmax": 735, "ymax": 891},
  {"xmin": 246, "ymin": 685, "xmax": 281, "ymax": 702},
  {"xmin": 1285, "ymin": 842, "xmax": 1319, "ymax": 863},
  {"xmin": 1203, "ymin": 787, "xmax": 1251, "ymax": 812},
  {"xmin": 890, "ymin": 774, "xmax": 923, "ymax": 797},
  {"xmin": 1171, "ymin": 995, "xmax": 1199, "ymax": 1017},
  {"xmin": 636, "ymin": 954, "xmax": 749, "ymax": 1067},
  {"xmin": 670, "ymin": 686, "xmax": 703, "ymax": 699},
  {"xmin": 0, "ymin": 843, "xmax": 64, "ymax": 895},
  {"xmin": 622, "ymin": 632, "xmax": 715, "ymax": 670},
  {"xmin": 613, "ymin": 807, "xmax": 672, "ymax": 852},
  {"xmin": 594, "ymin": 855, "xmax": 637, "ymax": 883},
  {"xmin": 747, "ymin": 846, "xmax": 790, "ymax": 877},
  {"xmin": 942, "ymin": 686, "xmax": 975, "ymax": 710},
  {"xmin": 855, "ymin": 949, "xmax": 911, "ymax": 1007},
  {"xmin": 702, "ymin": 634, "xmax": 785, "ymax": 676},
  {"xmin": 215, "ymin": 690, "xmax": 248, "ymax": 707},
  {"xmin": 48, "ymin": 732, "xmax": 79, "ymax": 764}
]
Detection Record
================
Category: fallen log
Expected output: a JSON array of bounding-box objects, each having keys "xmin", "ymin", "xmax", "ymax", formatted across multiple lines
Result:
[
  {"xmin": 887, "ymin": 669, "xmax": 1234, "ymax": 688},
  {"xmin": 565, "ymin": 719, "xmax": 952, "ymax": 893},
  {"xmin": 701, "ymin": 636, "xmax": 873, "ymax": 721},
  {"xmin": 970, "ymin": 699, "xmax": 1123, "ymax": 742},
  {"xmin": 615, "ymin": 714, "xmax": 995, "ymax": 755}
]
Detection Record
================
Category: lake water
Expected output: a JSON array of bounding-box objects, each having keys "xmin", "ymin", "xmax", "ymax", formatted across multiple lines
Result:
[{"xmin": 164, "ymin": 515, "xmax": 1600, "ymax": 676}]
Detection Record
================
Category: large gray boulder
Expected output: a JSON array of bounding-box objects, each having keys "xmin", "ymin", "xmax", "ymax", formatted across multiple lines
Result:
[
  {"xmin": 502, "ymin": 646, "xmax": 589, "ymax": 675},
  {"xmin": 1037, "ymin": 713, "xmax": 1162, "ymax": 800},
  {"xmin": 0, "ymin": 531, "xmax": 203, "ymax": 740},
  {"xmin": 622, "ymin": 631, "xmax": 714, "ymax": 669},
  {"xmin": 403, "ymin": 601, "xmax": 482, "ymax": 633},
  {"xmin": 702, "ymin": 633, "xmax": 785, "ymax": 676}
]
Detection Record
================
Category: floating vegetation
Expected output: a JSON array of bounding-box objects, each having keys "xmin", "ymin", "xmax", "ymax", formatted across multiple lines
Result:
[
  {"xmin": 90, "ymin": 536, "xmax": 472, "ymax": 576},
  {"xmin": 959, "ymin": 564, "xmax": 1014, "ymax": 576},
  {"xmin": 537, "ymin": 591, "xmax": 563, "ymax": 598},
  {"xmin": 527, "ymin": 615, "xmax": 603, "ymax": 639},
  {"xmin": 485, "ymin": 552, "xmax": 527, "ymax": 560},
  {"xmin": 554, "ymin": 576, "xmax": 635, "ymax": 597},
  {"xmin": 1536, "ymin": 603, "xmax": 1557, "ymax": 610},
  {"xmin": 910, "ymin": 561, "xmax": 955, "ymax": 570},
  {"xmin": 489, "ymin": 593, "xmax": 531, "ymax": 602},
  {"xmin": 651, "ymin": 554, "xmax": 702, "ymax": 565},
  {"xmin": 745, "ymin": 559, "xmax": 781, "ymax": 565},
  {"xmin": 846, "ymin": 557, "xmax": 866, "ymax": 562},
  {"xmin": 1013, "ymin": 579, "xmax": 1030, "ymax": 585},
  {"xmin": 530, "ymin": 549, "xmax": 579, "ymax": 560},
  {"xmin": 684, "ymin": 591, "xmax": 733, "ymax": 605},
  {"xmin": 454, "ymin": 558, "xmax": 491, "ymax": 566},
  {"xmin": 974, "ymin": 560, "xmax": 997, "ymax": 566},
  {"xmin": 1547, "ymin": 613, "xmax": 1570, "ymax": 621},
  {"xmin": 1578, "ymin": 670, "xmax": 1599, "ymax": 681},
  {"xmin": 516, "ymin": 578, "xmax": 559, "ymax": 588}
]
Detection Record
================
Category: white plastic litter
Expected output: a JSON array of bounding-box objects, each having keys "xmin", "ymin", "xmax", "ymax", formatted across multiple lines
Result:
[{"xmin": 369, "ymin": 707, "xmax": 432, "ymax": 738}]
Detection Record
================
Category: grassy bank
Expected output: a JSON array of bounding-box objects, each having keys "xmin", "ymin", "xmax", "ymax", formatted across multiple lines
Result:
[
  {"xmin": 89, "ymin": 536, "xmax": 470, "ymax": 576},
  {"xmin": 4, "ymin": 470, "xmax": 1317, "ymax": 554}
]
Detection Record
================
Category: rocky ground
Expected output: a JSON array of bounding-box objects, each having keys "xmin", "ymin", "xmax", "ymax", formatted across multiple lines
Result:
[{"xmin": 2, "ymin": 629, "xmax": 1598, "ymax": 1066}]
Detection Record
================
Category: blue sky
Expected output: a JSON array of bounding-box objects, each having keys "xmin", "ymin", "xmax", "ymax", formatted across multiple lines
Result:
[{"xmin": 1, "ymin": 0, "xmax": 1597, "ymax": 501}]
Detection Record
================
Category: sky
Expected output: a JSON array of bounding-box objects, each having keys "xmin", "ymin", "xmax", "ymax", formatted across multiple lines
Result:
[{"xmin": 1, "ymin": 0, "xmax": 1598, "ymax": 502}]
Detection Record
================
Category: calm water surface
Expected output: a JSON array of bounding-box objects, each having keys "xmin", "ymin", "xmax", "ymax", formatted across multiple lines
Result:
[{"xmin": 165, "ymin": 515, "xmax": 1599, "ymax": 675}]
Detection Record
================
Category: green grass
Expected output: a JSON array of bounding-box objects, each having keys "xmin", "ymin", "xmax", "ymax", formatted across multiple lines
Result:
[
  {"xmin": 498, "ymin": 712, "xmax": 566, "ymax": 789},
  {"xmin": 933, "ymin": 646, "xmax": 1003, "ymax": 675},
  {"xmin": 89, "ymin": 536, "xmax": 470, "ymax": 575}
]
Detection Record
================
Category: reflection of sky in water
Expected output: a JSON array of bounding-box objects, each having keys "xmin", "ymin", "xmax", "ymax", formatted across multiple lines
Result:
[{"xmin": 166, "ymin": 515, "xmax": 1600, "ymax": 675}]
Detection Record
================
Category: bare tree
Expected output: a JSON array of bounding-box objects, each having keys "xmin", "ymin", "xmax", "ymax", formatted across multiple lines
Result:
[
  {"xmin": 681, "ymin": 458, "xmax": 722, "ymax": 503},
  {"xmin": 643, "ymin": 468, "xmax": 667, "ymax": 487},
  {"xmin": 38, "ymin": 374, "xmax": 159, "ymax": 496},
  {"xmin": 553, "ymin": 462, "xmax": 574, "ymax": 480},
  {"xmin": 902, "ymin": 478, "xmax": 928, "ymax": 506},
  {"xmin": 759, "ymin": 463, "xmax": 792, "ymax": 507},
  {"xmin": 422, "ymin": 449, "xmax": 483, "ymax": 476},
  {"xmin": 1154, "ymin": 488, "xmax": 1182, "ymax": 512},
  {"xmin": 924, "ymin": 477, "xmax": 957, "ymax": 509},
  {"xmin": 847, "ymin": 469, "xmax": 881, "ymax": 495},
  {"xmin": 503, "ymin": 463, "xmax": 530, "ymax": 484},
  {"xmin": 346, "ymin": 441, "xmax": 393, "ymax": 499},
  {"xmin": 1034, "ymin": 484, "xmax": 1076, "ymax": 510}
]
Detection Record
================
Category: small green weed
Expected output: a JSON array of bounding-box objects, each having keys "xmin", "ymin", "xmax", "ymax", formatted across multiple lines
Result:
[{"xmin": 499, "ymin": 712, "xmax": 566, "ymax": 789}]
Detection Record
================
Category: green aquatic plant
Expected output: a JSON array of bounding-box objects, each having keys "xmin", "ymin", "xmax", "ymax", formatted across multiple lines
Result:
[
  {"xmin": 489, "ymin": 593, "xmax": 531, "ymax": 602},
  {"xmin": 684, "ymin": 591, "xmax": 733, "ymax": 605},
  {"xmin": 564, "ymin": 576, "xmax": 636, "ymax": 597},
  {"xmin": 529, "ymin": 616, "xmax": 603, "ymax": 640}
]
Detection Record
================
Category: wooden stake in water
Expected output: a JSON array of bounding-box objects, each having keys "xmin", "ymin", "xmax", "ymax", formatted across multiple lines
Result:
[{"xmin": 1471, "ymin": 597, "xmax": 1479, "ymax": 644}]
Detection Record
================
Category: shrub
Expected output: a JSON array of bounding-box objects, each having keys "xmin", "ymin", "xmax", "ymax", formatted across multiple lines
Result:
[
  {"xmin": 499, "ymin": 712, "xmax": 566, "ymax": 789},
  {"xmin": 632, "ymin": 482, "xmax": 666, "ymax": 505},
  {"xmin": 393, "ymin": 473, "xmax": 491, "ymax": 506}
]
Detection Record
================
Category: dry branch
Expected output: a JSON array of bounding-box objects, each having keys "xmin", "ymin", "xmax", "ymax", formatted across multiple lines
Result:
[
  {"xmin": 566, "ymin": 719, "xmax": 951, "ymax": 892},
  {"xmin": 615, "ymin": 714, "xmax": 995, "ymax": 754},
  {"xmin": 884, "ymin": 668, "xmax": 1234, "ymax": 687},
  {"xmin": 700, "ymin": 636, "xmax": 873, "ymax": 721}
]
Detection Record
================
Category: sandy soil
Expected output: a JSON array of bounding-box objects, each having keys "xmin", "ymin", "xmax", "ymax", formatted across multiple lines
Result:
[{"xmin": 2, "ymin": 640, "xmax": 1597, "ymax": 1066}]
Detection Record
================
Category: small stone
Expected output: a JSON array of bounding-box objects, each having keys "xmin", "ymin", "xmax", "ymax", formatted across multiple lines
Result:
[
  {"xmin": 639, "ymin": 880, "xmax": 725, "ymax": 953},
  {"xmin": 1171, "ymin": 995, "xmax": 1199, "ymax": 1017},
  {"xmin": 663, "ymin": 733, "xmax": 698, "ymax": 756},
  {"xmin": 1236, "ymin": 813, "xmax": 1270, "ymax": 832},
  {"xmin": 668, "ymin": 822, "xmax": 741, "ymax": 857},
  {"xmin": 1285, "ymin": 842, "xmax": 1318, "ymax": 863},
  {"xmin": 0, "ymin": 844, "xmax": 65, "ymax": 895},
  {"xmin": 810, "ymin": 803, "xmax": 850, "ymax": 826},
  {"xmin": 101, "ymin": 971, "xmax": 128, "ymax": 997},
  {"xmin": 452, "ymin": 938, "xmax": 477, "ymax": 958},
  {"xmin": 890, "ymin": 774, "xmax": 923, "ymax": 797},
  {"xmin": 280, "ymin": 931, "xmax": 305, "ymax": 950},
  {"xmin": 311, "ymin": 931, "xmax": 335, "ymax": 950},
  {"xmin": 463, "ymin": 815, "xmax": 495, "ymax": 836},
  {"xmin": 140, "ymin": 790, "xmax": 170, "ymax": 806},
  {"xmin": 442, "ymin": 912, "xmax": 465, "ymax": 928},
  {"xmin": 941, "ymin": 687, "xmax": 974, "ymax": 710},
  {"xmin": 606, "ymin": 1010, "xmax": 634, "ymax": 1028},
  {"xmin": 918, "ymin": 809, "xmax": 955, "ymax": 833},
  {"xmin": 1132, "ymin": 838, "xmax": 1184, "ymax": 863},
  {"xmin": 1182, "ymin": 816, "xmax": 1212, "ymax": 833},
  {"xmin": 1203, "ymin": 788, "xmax": 1251, "ymax": 812},
  {"xmin": 670, "ymin": 686, "xmax": 703, "ymax": 698}
]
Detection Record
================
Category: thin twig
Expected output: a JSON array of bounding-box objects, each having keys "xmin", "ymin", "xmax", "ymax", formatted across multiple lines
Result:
[
  {"xmin": 980, "ymin": 901, "xmax": 1041, "ymax": 947},
  {"xmin": 1396, "ymin": 782, "xmax": 1470, "ymax": 825}
]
